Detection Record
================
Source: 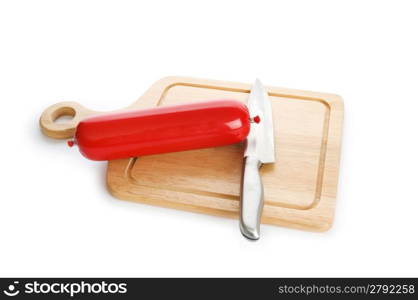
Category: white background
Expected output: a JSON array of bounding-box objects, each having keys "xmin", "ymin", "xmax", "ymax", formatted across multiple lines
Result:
[{"xmin": 1, "ymin": 0, "xmax": 417, "ymax": 277}]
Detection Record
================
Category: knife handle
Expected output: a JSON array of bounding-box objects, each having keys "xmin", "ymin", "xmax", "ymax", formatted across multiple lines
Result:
[{"xmin": 239, "ymin": 155, "xmax": 263, "ymax": 240}]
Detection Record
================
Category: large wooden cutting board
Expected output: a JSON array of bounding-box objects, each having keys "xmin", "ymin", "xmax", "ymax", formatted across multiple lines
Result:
[{"xmin": 40, "ymin": 76, "xmax": 343, "ymax": 231}]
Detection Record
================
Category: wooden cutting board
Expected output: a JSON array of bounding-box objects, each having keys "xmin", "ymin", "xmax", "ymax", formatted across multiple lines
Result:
[{"xmin": 40, "ymin": 76, "xmax": 343, "ymax": 231}]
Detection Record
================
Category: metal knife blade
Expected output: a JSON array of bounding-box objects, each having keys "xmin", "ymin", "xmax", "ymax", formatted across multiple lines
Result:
[
  {"xmin": 245, "ymin": 79, "xmax": 275, "ymax": 163},
  {"xmin": 239, "ymin": 79, "xmax": 276, "ymax": 240}
]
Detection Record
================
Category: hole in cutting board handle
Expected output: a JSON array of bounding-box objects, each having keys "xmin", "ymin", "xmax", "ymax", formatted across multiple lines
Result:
[{"xmin": 52, "ymin": 107, "xmax": 76, "ymax": 124}]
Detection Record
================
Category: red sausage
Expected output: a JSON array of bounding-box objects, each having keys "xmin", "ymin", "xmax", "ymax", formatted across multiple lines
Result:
[{"xmin": 71, "ymin": 100, "xmax": 250, "ymax": 161}]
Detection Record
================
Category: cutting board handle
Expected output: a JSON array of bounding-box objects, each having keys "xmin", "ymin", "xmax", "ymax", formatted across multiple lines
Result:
[
  {"xmin": 39, "ymin": 77, "xmax": 181, "ymax": 140},
  {"xmin": 39, "ymin": 101, "xmax": 96, "ymax": 139}
]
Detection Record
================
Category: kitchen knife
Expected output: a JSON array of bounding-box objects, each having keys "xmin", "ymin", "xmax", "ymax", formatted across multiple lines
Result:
[{"xmin": 240, "ymin": 79, "xmax": 276, "ymax": 240}]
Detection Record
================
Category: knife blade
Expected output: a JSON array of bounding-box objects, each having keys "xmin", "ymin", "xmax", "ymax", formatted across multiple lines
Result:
[{"xmin": 239, "ymin": 79, "xmax": 276, "ymax": 240}]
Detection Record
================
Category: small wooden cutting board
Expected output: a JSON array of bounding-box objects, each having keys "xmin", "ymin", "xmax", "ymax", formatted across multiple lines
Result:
[{"xmin": 40, "ymin": 76, "xmax": 343, "ymax": 231}]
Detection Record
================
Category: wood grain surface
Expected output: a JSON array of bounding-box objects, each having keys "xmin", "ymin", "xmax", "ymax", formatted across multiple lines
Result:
[{"xmin": 40, "ymin": 76, "xmax": 343, "ymax": 231}]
